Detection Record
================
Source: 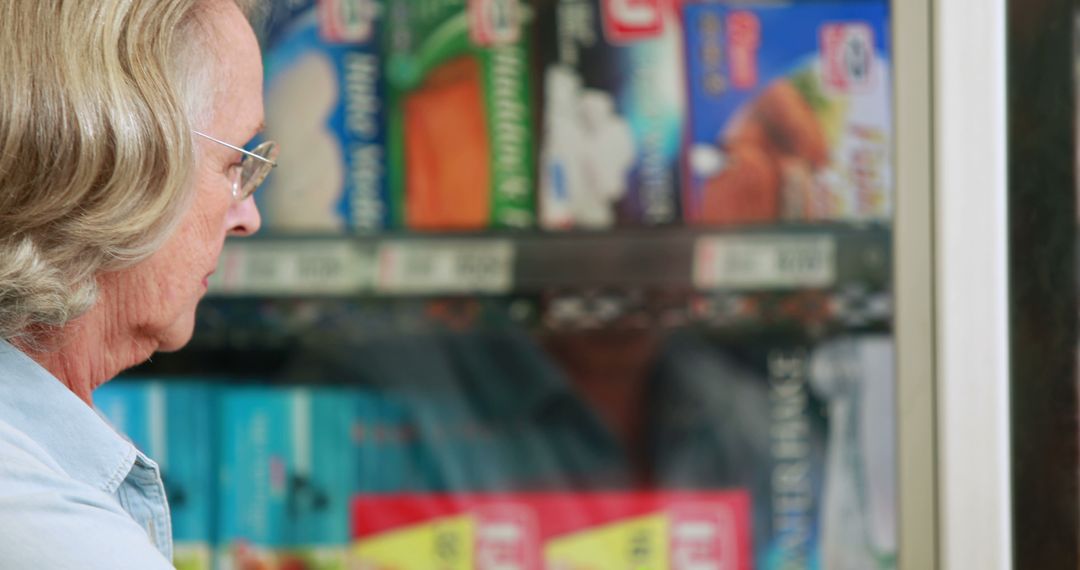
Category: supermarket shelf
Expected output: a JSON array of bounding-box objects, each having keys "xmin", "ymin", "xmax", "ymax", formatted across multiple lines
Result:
[{"xmin": 206, "ymin": 225, "xmax": 892, "ymax": 297}]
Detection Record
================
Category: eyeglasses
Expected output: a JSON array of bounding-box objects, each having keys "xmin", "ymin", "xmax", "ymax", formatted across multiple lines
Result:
[{"xmin": 193, "ymin": 130, "xmax": 279, "ymax": 200}]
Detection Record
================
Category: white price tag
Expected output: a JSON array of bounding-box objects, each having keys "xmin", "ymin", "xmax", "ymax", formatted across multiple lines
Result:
[
  {"xmin": 375, "ymin": 240, "xmax": 515, "ymax": 295},
  {"xmin": 693, "ymin": 235, "xmax": 837, "ymax": 290},
  {"xmin": 208, "ymin": 240, "xmax": 373, "ymax": 295}
]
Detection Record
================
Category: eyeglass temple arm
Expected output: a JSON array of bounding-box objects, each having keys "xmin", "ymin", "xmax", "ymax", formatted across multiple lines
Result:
[{"xmin": 193, "ymin": 130, "xmax": 277, "ymax": 166}]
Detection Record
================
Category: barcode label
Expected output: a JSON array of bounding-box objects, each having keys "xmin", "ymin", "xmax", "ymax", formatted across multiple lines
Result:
[
  {"xmin": 375, "ymin": 240, "xmax": 515, "ymax": 295},
  {"xmin": 694, "ymin": 235, "xmax": 837, "ymax": 289},
  {"xmin": 208, "ymin": 241, "xmax": 373, "ymax": 295}
]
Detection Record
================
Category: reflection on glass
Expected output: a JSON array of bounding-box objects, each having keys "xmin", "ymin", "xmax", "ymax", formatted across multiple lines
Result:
[{"xmin": 116, "ymin": 0, "xmax": 902, "ymax": 569}]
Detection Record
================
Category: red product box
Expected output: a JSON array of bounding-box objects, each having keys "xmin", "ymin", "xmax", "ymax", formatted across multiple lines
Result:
[{"xmin": 351, "ymin": 490, "xmax": 752, "ymax": 570}]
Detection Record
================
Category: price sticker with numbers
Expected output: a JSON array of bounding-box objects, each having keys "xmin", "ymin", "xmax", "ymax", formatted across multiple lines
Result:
[
  {"xmin": 693, "ymin": 234, "xmax": 837, "ymax": 290},
  {"xmin": 375, "ymin": 239, "xmax": 515, "ymax": 295},
  {"xmin": 208, "ymin": 240, "xmax": 374, "ymax": 296}
]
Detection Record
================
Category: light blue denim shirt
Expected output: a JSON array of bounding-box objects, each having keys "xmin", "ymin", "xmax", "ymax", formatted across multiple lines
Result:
[{"xmin": 0, "ymin": 340, "xmax": 175, "ymax": 569}]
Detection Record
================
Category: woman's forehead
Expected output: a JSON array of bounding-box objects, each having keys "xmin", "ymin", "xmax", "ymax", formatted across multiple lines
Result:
[{"xmin": 203, "ymin": 0, "xmax": 264, "ymax": 142}]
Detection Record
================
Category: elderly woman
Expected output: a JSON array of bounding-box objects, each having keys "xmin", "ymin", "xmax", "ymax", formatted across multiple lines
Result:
[{"xmin": 0, "ymin": 0, "xmax": 272, "ymax": 567}]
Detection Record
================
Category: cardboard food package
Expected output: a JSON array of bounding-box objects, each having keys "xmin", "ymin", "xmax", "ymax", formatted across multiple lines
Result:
[
  {"xmin": 384, "ymin": 0, "xmax": 537, "ymax": 231},
  {"xmin": 648, "ymin": 332, "xmax": 899, "ymax": 569},
  {"xmin": 536, "ymin": 0, "xmax": 687, "ymax": 229},
  {"xmin": 216, "ymin": 387, "xmax": 362, "ymax": 570},
  {"xmin": 258, "ymin": 0, "xmax": 389, "ymax": 233},
  {"xmin": 682, "ymin": 1, "xmax": 893, "ymax": 225},
  {"xmin": 352, "ymin": 491, "xmax": 752, "ymax": 569}
]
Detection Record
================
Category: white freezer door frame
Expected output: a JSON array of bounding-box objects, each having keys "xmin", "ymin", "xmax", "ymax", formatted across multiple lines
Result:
[
  {"xmin": 895, "ymin": 0, "xmax": 1013, "ymax": 568},
  {"xmin": 934, "ymin": 0, "xmax": 1014, "ymax": 567}
]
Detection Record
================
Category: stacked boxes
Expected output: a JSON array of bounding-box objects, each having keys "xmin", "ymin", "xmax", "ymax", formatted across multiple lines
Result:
[
  {"xmin": 255, "ymin": 0, "xmax": 893, "ymax": 231},
  {"xmin": 89, "ymin": 3, "xmax": 898, "ymax": 567},
  {"xmin": 352, "ymin": 491, "xmax": 753, "ymax": 569},
  {"xmin": 96, "ymin": 382, "xmax": 413, "ymax": 569},
  {"xmin": 93, "ymin": 377, "xmax": 625, "ymax": 568},
  {"xmin": 96, "ymin": 330, "xmax": 897, "ymax": 568}
]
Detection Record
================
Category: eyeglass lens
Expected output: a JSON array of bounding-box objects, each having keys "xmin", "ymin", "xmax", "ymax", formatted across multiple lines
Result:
[{"xmin": 238, "ymin": 141, "xmax": 280, "ymax": 199}]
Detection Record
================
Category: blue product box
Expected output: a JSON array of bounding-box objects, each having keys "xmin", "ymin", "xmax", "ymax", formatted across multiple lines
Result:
[
  {"xmin": 217, "ymin": 387, "xmax": 355, "ymax": 570},
  {"xmin": 258, "ymin": 0, "xmax": 388, "ymax": 233},
  {"xmin": 352, "ymin": 389, "xmax": 381, "ymax": 494},
  {"xmin": 94, "ymin": 381, "xmax": 217, "ymax": 570},
  {"xmin": 682, "ymin": 1, "xmax": 892, "ymax": 226},
  {"xmin": 165, "ymin": 383, "xmax": 217, "ymax": 570},
  {"xmin": 302, "ymin": 389, "xmax": 360, "ymax": 545},
  {"xmin": 536, "ymin": 0, "xmax": 686, "ymax": 229},
  {"xmin": 217, "ymin": 387, "xmax": 290, "ymax": 567}
]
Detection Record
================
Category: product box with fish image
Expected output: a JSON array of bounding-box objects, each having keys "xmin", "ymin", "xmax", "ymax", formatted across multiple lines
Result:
[
  {"xmin": 682, "ymin": 2, "xmax": 893, "ymax": 225},
  {"xmin": 384, "ymin": 0, "xmax": 536, "ymax": 231},
  {"xmin": 258, "ymin": 0, "xmax": 389, "ymax": 232},
  {"xmin": 536, "ymin": 0, "xmax": 686, "ymax": 229},
  {"xmin": 94, "ymin": 381, "xmax": 217, "ymax": 570},
  {"xmin": 216, "ymin": 387, "xmax": 362, "ymax": 570}
]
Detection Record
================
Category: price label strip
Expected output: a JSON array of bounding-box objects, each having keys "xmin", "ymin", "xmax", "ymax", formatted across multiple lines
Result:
[
  {"xmin": 693, "ymin": 234, "xmax": 837, "ymax": 290},
  {"xmin": 208, "ymin": 240, "xmax": 374, "ymax": 296},
  {"xmin": 375, "ymin": 240, "xmax": 515, "ymax": 295}
]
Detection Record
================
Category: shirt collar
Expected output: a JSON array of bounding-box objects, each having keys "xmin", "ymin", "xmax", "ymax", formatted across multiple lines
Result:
[{"xmin": 0, "ymin": 340, "xmax": 136, "ymax": 494}]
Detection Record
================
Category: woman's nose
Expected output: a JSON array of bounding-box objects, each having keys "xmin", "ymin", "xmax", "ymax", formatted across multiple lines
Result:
[{"xmin": 225, "ymin": 196, "xmax": 262, "ymax": 237}]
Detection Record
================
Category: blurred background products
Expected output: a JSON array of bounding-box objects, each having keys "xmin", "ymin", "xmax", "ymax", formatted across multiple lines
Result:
[
  {"xmin": 811, "ymin": 336, "xmax": 897, "ymax": 569},
  {"xmin": 683, "ymin": 2, "xmax": 893, "ymax": 225},
  {"xmin": 352, "ymin": 491, "xmax": 753, "ymax": 569},
  {"xmin": 648, "ymin": 332, "xmax": 896, "ymax": 570},
  {"xmin": 258, "ymin": 0, "xmax": 390, "ymax": 233},
  {"xmin": 385, "ymin": 0, "xmax": 537, "ymax": 231},
  {"xmin": 103, "ymin": 329, "xmax": 897, "ymax": 569},
  {"xmin": 536, "ymin": 0, "xmax": 686, "ymax": 229},
  {"xmin": 255, "ymin": 0, "xmax": 895, "ymax": 234},
  {"xmin": 276, "ymin": 330, "xmax": 631, "ymax": 493},
  {"xmin": 111, "ymin": 0, "xmax": 901, "ymax": 568},
  {"xmin": 216, "ymin": 387, "xmax": 359, "ymax": 569}
]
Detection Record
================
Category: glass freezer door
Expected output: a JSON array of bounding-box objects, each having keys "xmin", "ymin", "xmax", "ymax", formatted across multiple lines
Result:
[{"xmin": 108, "ymin": 1, "xmax": 948, "ymax": 569}]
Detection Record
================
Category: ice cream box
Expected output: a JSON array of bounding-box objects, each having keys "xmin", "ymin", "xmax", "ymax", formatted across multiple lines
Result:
[
  {"xmin": 535, "ymin": 0, "xmax": 686, "ymax": 229},
  {"xmin": 258, "ymin": 0, "xmax": 390, "ymax": 233},
  {"xmin": 351, "ymin": 491, "xmax": 752, "ymax": 569},
  {"xmin": 216, "ymin": 386, "xmax": 362, "ymax": 570},
  {"xmin": 383, "ymin": 0, "xmax": 537, "ymax": 230},
  {"xmin": 682, "ymin": 1, "xmax": 893, "ymax": 225}
]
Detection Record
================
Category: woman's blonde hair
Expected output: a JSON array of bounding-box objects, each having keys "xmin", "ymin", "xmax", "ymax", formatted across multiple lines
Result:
[{"xmin": 0, "ymin": 0, "xmax": 260, "ymax": 343}]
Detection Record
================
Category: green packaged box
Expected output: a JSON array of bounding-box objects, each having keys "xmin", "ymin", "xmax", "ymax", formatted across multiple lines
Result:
[{"xmin": 385, "ymin": 0, "xmax": 536, "ymax": 230}]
